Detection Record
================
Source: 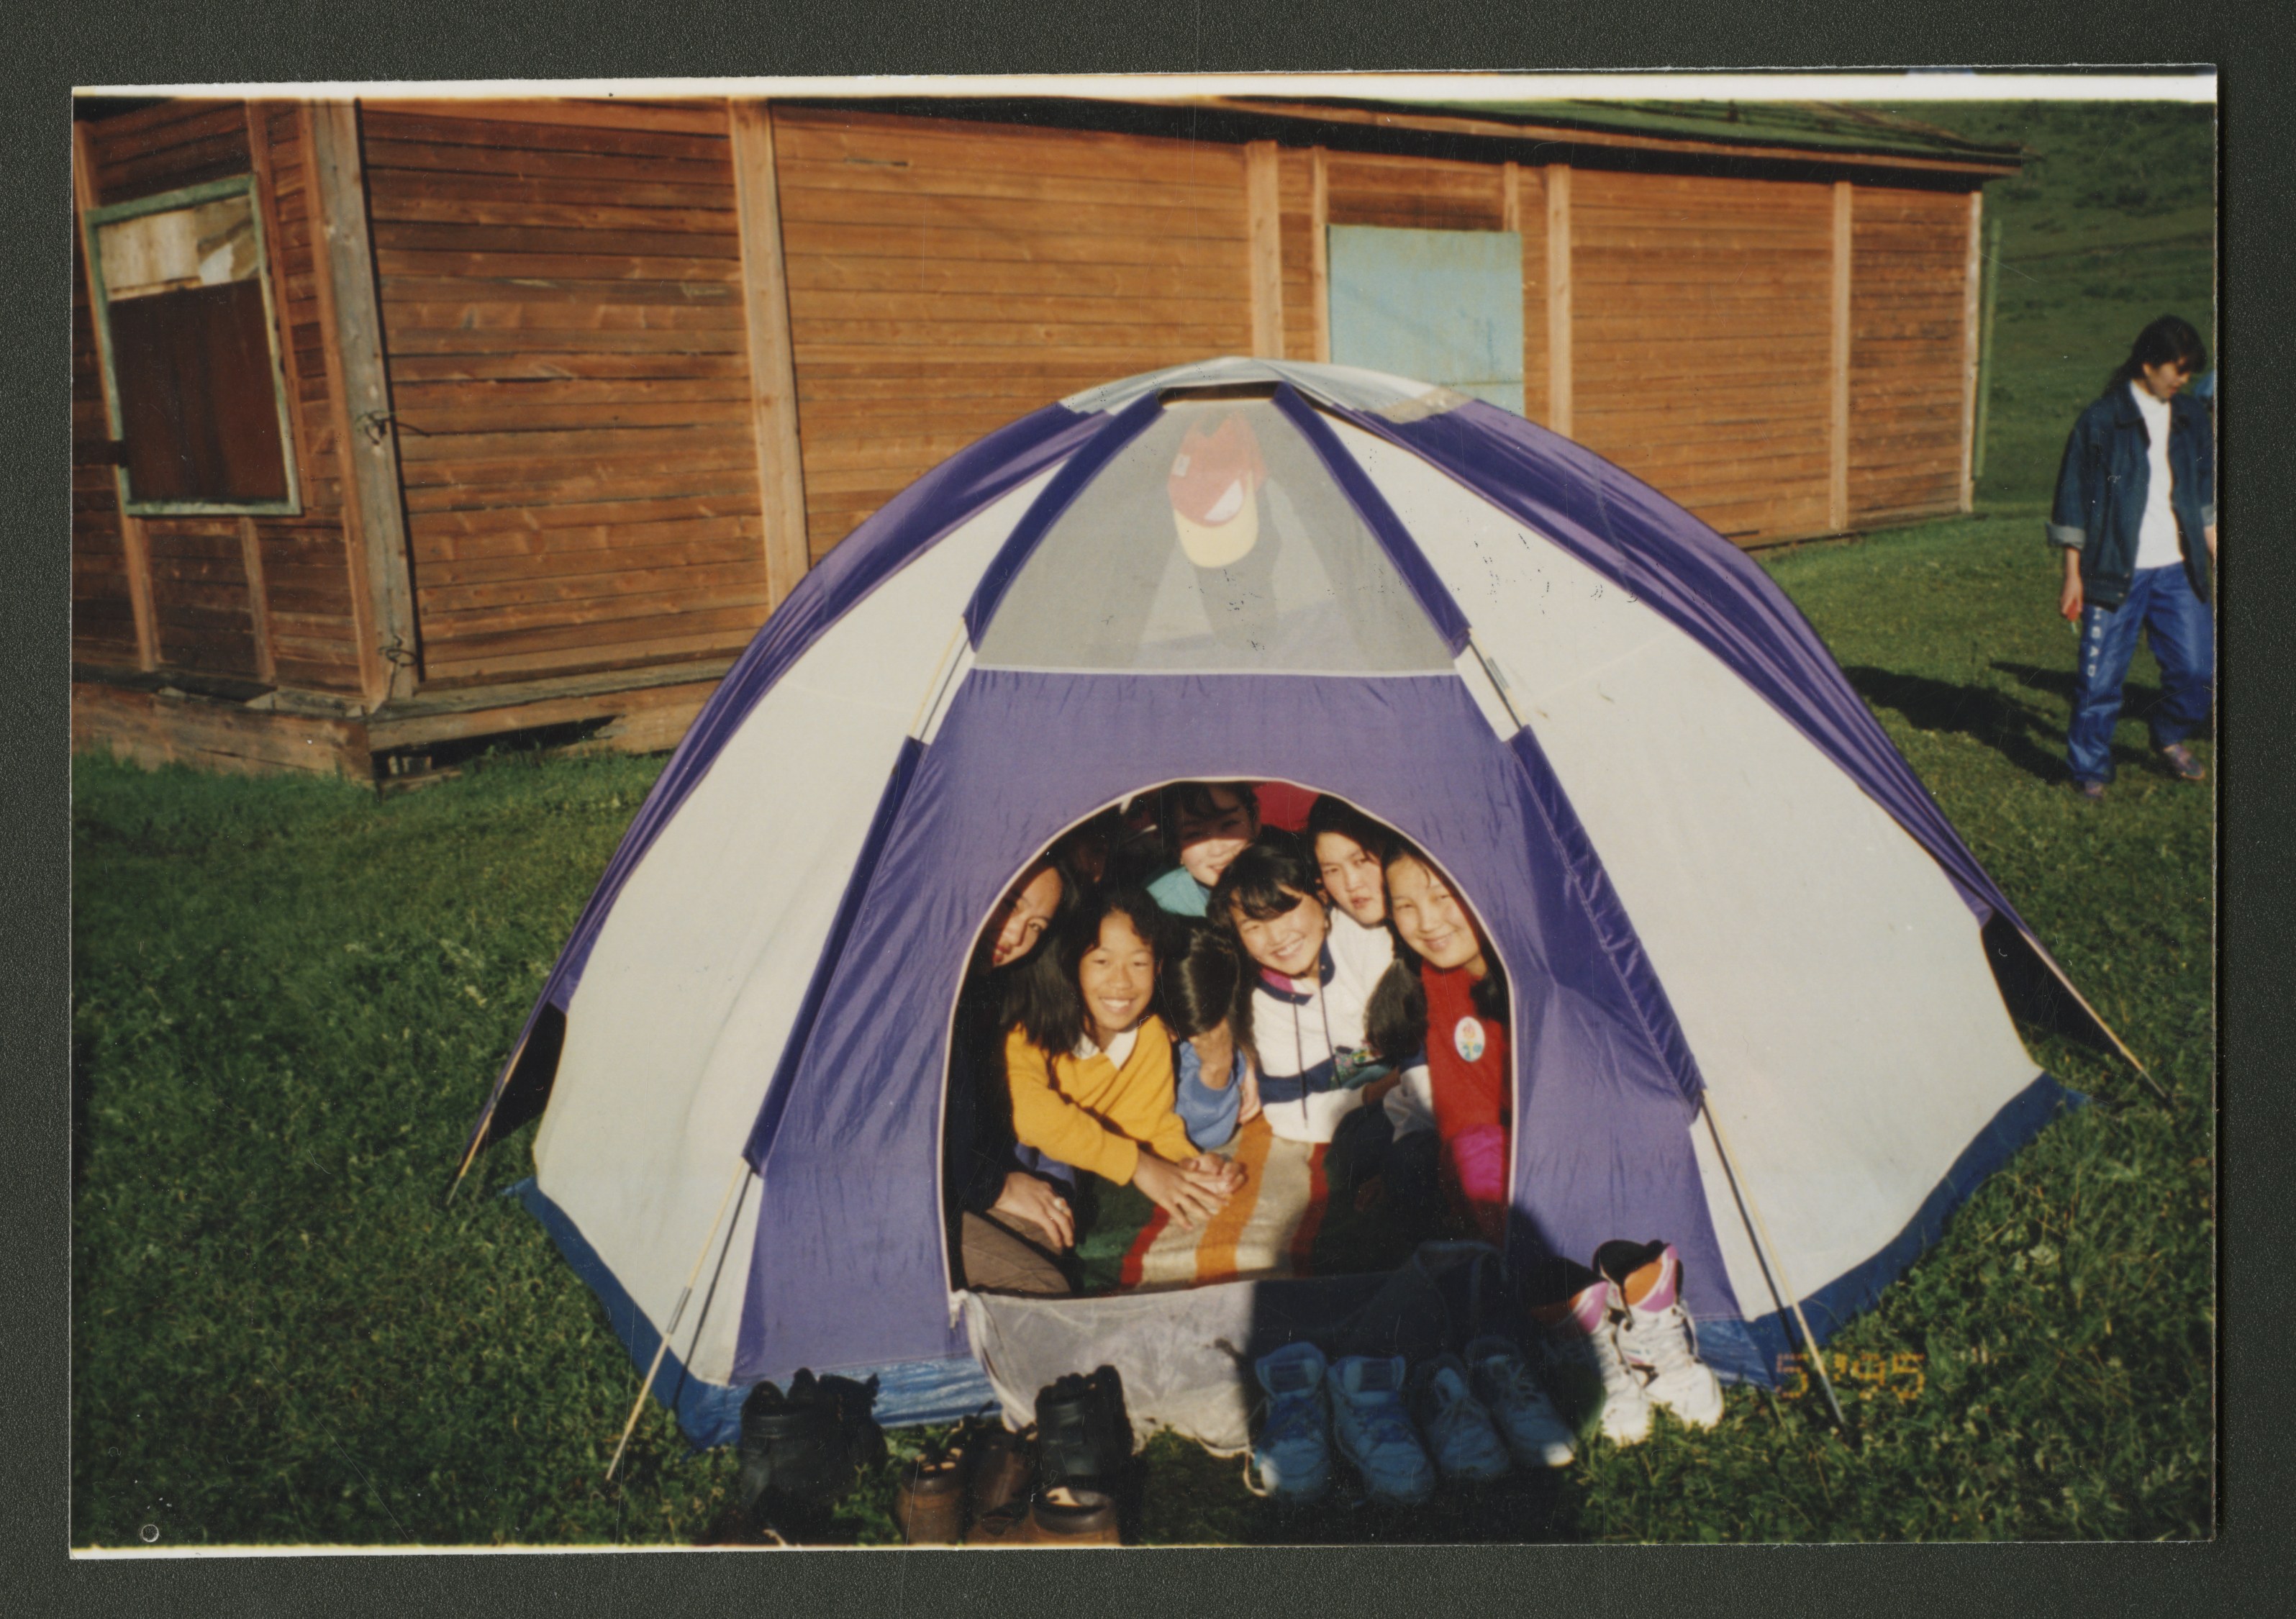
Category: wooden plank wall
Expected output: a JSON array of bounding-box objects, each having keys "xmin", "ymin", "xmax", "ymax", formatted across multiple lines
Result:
[
  {"xmin": 1513, "ymin": 165, "xmax": 1552, "ymax": 431},
  {"xmin": 77, "ymin": 96, "xmax": 1990, "ymax": 726},
  {"xmin": 1274, "ymin": 149, "xmax": 1321, "ymax": 362},
  {"xmin": 250, "ymin": 105, "xmax": 366, "ymax": 691},
  {"xmin": 771, "ymin": 108, "xmax": 1255, "ymax": 560},
  {"xmin": 361, "ymin": 99, "xmax": 769, "ymax": 687},
  {"xmin": 1848, "ymin": 186, "xmax": 1971, "ymax": 526},
  {"xmin": 82, "ymin": 100, "xmax": 251, "ymax": 206},
  {"xmin": 71, "ymin": 225, "xmax": 142, "ymax": 670},
  {"xmin": 1570, "ymin": 170, "xmax": 1835, "ymax": 543}
]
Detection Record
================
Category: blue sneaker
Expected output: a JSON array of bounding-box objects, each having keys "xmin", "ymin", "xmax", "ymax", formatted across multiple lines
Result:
[
  {"xmin": 1248, "ymin": 1341, "xmax": 1331, "ymax": 1502},
  {"xmin": 1464, "ymin": 1334, "xmax": 1576, "ymax": 1468},
  {"xmin": 1409, "ymin": 1353, "xmax": 1512, "ymax": 1484},
  {"xmin": 1328, "ymin": 1354, "xmax": 1436, "ymax": 1506}
]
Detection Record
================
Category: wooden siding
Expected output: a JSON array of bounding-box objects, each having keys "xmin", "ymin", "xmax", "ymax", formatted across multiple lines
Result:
[
  {"xmin": 83, "ymin": 101, "xmax": 253, "ymax": 207},
  {"xmin": 1570, "ymin": 169, "xmax": 1835, "ymax": 543},
  {"xmin": 362, "ymin": 101, "xmax": 771, "ymax": 686},
  {"xmin": 71, "ymin": 224, "xmax": 142, "ymax": 670},
  {"xmin": 140, "ymin": 518, "xmax": 265, "ymax": 675},
  {"xmin": 1324, "ymin": 152, "xmax": 1507, "ymax": 233},
  {"xmin": 1515, "ymin": 165, "xmax": 1551, "ymax": 430},
  {"xmin": 1848, "ymin": 186, "xmax": 1972, "ymax": 526},
  {"xmin": 1274, "ymin": 148, "xmax": 1321, "ymax": 362},
  {"xmin": 252, "ymin": 104, "xmax": 366, "ymax": 692},
  {"xmin": 771, "ymin": 107, "xmax": 1255, "ymax": 559}
]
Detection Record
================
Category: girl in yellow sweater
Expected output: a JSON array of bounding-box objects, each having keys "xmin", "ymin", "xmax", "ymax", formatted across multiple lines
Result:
[{"xmin": 1006, "ymin": 887, "xmax": 1245, "ymax": 1231}]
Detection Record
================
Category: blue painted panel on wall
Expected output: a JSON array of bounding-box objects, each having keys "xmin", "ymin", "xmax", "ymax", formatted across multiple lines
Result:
[{"xmin": 1327, "ymin": 226, "xmax": 1525, "ymax": 415}]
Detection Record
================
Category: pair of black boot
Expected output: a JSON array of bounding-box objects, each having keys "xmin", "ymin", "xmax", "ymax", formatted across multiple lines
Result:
[
  {"xmin": 733, "ymin": 1370, "xmax": 885, "ymax": 1541},
  {"xmin": 1035, "ymin": 1365, "xmax": 1133, "ymax": 1499},
  {"xmin": 961, "ymin": 1365, "xmax": 1135, "ymax": 1545}
]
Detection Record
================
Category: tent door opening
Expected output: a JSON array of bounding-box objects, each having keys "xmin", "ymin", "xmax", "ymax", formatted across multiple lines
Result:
[
  {"xmin": 945, "ymin": 781, "xmax": 1519, "ymax": 1302},
  {"xmin": 1326, "ymin": 225, "xmax": 1525, "ymax": 414}
]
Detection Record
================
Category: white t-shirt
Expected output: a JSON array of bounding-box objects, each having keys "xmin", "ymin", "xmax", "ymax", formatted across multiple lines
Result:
[{"xmin": 2129, "ymin": 380, "xmax": 2184, "ymax": 572}]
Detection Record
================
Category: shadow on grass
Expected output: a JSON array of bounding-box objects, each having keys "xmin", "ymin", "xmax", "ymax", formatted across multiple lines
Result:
[
  {"xmin": 1991, "ymin": 661, "xmax": 2215, "ymax": 745},
  {"xmin": 1838, "ymin": 665, "xmax": 2084, "ymax": 784}
]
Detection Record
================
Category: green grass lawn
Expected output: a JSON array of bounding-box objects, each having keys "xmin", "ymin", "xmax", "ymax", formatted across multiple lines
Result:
[
  {"xmin": 70, "ymin": 509, "xmax": 2214, "ymax": 1546},
  {"xmin": 71, "ymin": 100, "xmax": 2213, "ymax": 1547}
]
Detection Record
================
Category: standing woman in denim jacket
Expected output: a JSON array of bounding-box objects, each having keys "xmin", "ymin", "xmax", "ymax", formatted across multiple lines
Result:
[{"xmin": 2050, "ymin": 314, "xmax": 2218, "ymax": 801}]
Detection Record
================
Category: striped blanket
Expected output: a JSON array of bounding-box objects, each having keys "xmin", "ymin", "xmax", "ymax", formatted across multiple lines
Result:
[{"xmin": 1074, "ymin": 1115, "xmax": 1419, "ymax": 1294}]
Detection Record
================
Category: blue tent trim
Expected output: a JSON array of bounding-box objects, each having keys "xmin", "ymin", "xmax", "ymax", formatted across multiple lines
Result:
[
  {"xmin": 511, "ymin": 1178, "xmax": 999, "ymax": 1448},
  {"xmin": 1692, "ymin": 1072, "xmax": 2083, "ymax": 1386},
  {"xmin": 1272, "ymin": 384, "xmax": 1471, "ymax": 655},
  {"xmin": 963, "ymin": 391, "xmax": 1164, "ymax": 645}
]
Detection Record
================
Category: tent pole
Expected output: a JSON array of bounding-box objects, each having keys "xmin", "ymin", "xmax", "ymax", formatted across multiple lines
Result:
[
  {"xmin": 1697, "ymin": 1097, "xmax": 1853, "ymax": 1438},
  {"xmin": 605, "ymin": 1158, "xmax": 753, "ymax": 1482},
  {"xmin": 2013, "ymin": 924, "xmax": 2170, "ymax": 1107}
]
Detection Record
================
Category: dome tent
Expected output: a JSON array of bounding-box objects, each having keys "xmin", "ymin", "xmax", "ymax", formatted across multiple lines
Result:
[{"xmin": 457, "ymin": 358, "xmax": 2107, "ymax": 1451}]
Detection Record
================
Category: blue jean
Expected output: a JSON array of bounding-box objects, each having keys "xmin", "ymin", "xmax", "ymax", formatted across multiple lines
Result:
[{"xmin": 2066, "ymin": 562, "xmax": 2215, "ymax": 784}]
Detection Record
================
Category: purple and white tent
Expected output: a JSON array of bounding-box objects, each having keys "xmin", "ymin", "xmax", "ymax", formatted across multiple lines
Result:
[{"xmin": 458, "ymin": 358, "xmax": 2105, "ymax": 1450}]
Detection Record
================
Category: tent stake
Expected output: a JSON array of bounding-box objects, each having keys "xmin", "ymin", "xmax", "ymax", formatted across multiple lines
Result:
[
  {"xmin": 1698, "ymin": 1097, "xmax": 1853, "ymax": 1440},
  {"xmin": 605, "ymin": 1159, "xmax": 752, "ymax": 1483}
]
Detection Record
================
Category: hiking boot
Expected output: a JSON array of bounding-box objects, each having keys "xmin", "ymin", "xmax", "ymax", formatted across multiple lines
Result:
[
  {"xmin": 1537, "ymin": 1279, "xmax": 1651, "ymax": 1446},
  {"xmin": 1408, "ymin": 1353, "xmax": 1512, "ymax": 1484},
  {"xmin": 1328, "ymin": 1354, "xmax": 1436, "ymax": 1507},
  {"xmin": 968, "ymin": 1423, "xmax": 1035, "ymax": 1523},
  {"xmin": 1248, "ymin": 1341, "xmax": 1333, "ymax": 1502},
  {"xmin": 1464, "ymin": 1334, "xmax": 1576, "ymax": 1469},
  {"xmin": 1083, "ymin": 1365, "xmax": 1134, "ymax": 1477},
  {"xmin": 2158, "ymin": 741, "xmax": 2206, "ymax": 782},
  {"xmin": 1599, "ymin": 1241, "xmax": 1725, "ymax": 1431},
  {"xmin": 964, "ymin": 1485, "xmax": 1120, "ymax": 1547},
  {"xmin": 1028, "ymin": 1486, "xmax": 1122, "ymax": 1545},
  {"xmin": 892, "ymin": 1421, "xmax": 979, "ymax": 1545},
  {"xmin": 736, "ymin": 1371, "xmax": 852, "ymax": 1539},
  {"xmin": 1035, "ymin": 1367, "xmax": 1131, "ymax": 1498}
]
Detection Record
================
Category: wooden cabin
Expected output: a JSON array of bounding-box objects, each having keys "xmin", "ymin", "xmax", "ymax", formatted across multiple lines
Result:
[{"xmin": 71, "ymin": 92, "xmax": 2021, "ymax": 780}]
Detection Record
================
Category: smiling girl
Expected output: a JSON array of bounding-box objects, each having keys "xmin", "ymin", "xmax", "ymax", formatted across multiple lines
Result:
[
  {"xmin": 1006, "ymin": 888, "xmax": 1243, "ymax": 1231},
  {"xmin": 1382, "ymin": 842, "xmax": 1510, "ymax": 1248},
  {"xmin": 1213, "ymin": 835, "xmax": 1396, "ymax": 1145}
]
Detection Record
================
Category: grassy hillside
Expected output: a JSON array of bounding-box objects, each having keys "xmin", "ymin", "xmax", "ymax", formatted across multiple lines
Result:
[{"xmin": 1872, "ymin": 100, "xmax": 2215, "ymax": 512}]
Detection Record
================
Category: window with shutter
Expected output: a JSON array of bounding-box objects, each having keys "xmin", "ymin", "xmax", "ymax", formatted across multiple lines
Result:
[{"xmin": 85, "ymin": 176, "xmax": 300, "ymax": 515}]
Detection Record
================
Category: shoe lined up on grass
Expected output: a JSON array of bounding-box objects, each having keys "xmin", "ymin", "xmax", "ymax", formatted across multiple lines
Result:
[
  {"xmin": 1035, "ymin": 1365, "xmax": 1133, "ymax": 1500},
  {"xmin": 1464, "ymin": 1335, "xmax": 1576, "ymax": 1468},
  {"xmin": 1329, "ymin": 1353, "xmax": 1437, "ymax": 1507},
  {"xmin": 1407, "ymin": 1353, "xmax": 1512, "ymax": 1484},
  {"xmin": 735, "ymin": 1369, "xmax": 879, "ymax": 1541},
  {"xmin": 893, "ymin": 1422, "xmax": 976, "ymax": 1545},
  {"xmin": 1248, "ymin": 1340, "xmax": 1333, "ymax": 1502},
  {"xmin": 968, "ymin": 1423, "xmax": 1035, "ymax": 1523},
  {"xmin": 1598, "ymin": 1241, "xmax": 1725, "ymax": 1432},
  {"xmin": 1539, "ymin": 1278, "xmax": 1653, "ymax": 1446},
  {"xmin": 960, "ymin": 1368, "xmax": 1136, "ymax": 1547}
]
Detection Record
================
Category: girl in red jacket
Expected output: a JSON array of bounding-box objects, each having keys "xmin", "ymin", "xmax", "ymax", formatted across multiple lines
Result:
[{"xmin": 1380, "ymin": 842, "xmax": 1510, "ymax": 1247}]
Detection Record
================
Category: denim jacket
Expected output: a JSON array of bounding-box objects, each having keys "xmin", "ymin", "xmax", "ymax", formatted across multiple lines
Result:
[{"xmin": 2048, "ymin": 381, "xmax": 2215, "ymax": 608}]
